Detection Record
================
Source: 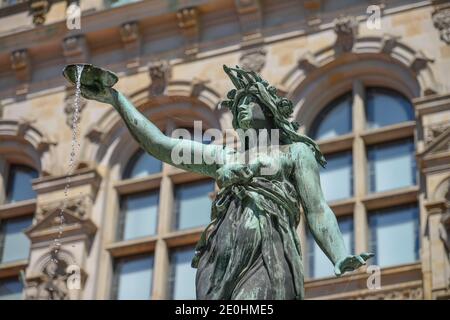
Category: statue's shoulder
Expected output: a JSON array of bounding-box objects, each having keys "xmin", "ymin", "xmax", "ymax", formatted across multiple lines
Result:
[{"xmin": 289, "ymin": 142, "xmax": 318, "ymax": 166}]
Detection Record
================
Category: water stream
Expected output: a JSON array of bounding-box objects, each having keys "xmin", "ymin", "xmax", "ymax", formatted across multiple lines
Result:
[{"xmin": 51, "ymin": 65, "xmax": 84, "ymax": 274}]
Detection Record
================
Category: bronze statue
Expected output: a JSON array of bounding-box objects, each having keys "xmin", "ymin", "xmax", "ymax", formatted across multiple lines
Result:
[{"xmin": 63, "ymin": 64, "xmax": 373, "ymax": 300}]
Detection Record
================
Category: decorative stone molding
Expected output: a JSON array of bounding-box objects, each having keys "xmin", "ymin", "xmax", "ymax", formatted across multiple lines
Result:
[
  {"xmin": 176, "ymin": 7, "xmax": 199, "ymax": 56},
  {"xmin": 28, "ymin": 0, "xmax": 50, "ymax": 26},
  {"xmin": 26, "ymin": 205, "xmax": 97, "ymax": 243},
  {"xmin": 410, "ymin": 51, "xmax": 435, "ymax": 73},
  {"xmin": 297, "ymin": 51, "xmax": 318, "ymax": 74},
  {"xmin": 120, "ymin": 21, "xmax": 141, "ymax": 69},
  {"xmin": 432, "ymin": 4, "xmax": 450, "ymax": 45},
  {"xmin": 35, "ymin": 194, "xmax": 92, "ymax": 222},
  {"xmin": 24, "ymin": 249, "xmax": 86, "ymax": 300},
  {"xmin": 234, "ymin": 0, "xmax": 263, "ymax": 45},
  {"xmin": 303, "ymin": 0, "xmax": 322, "ymax": 27},
  {"xmin": 148, "ymin": 60, "xmax": 171, "ymax": 96},
  {"xmin": 64, "ymin": 86, "xmax": 86, "ymax": 128},
  {"xmin": 239, "ymin": 48, "xmax": 266, "ymax": 73},
  {"xmin": 356, "ymin": 287, "xmax": 423, "ymax": 300},
  {"xmin": 0, "ymin": 119, "xmax": 56, "ymax": 175},
  {"xmin": 10, "ymin": 49, "xmax": 31, "ymax": 83},
  {"xmin": 32, "ymin": 168, "xmax": 101, "ymax": 197},
  {"xmin": 333, "ymin": 16, "xmax": 358, "ymax": 53},
  {"xmin": 380, "ymin": 34, "xmax": 401, "ymax": 54},
  {"xmin": 191, "ymin": 78, "xmax": 211, "ymax": 98},
  {"xmin": 425, "ymin": 122, "xmax": 450, "ymax": 144},
  {"xmin": 281, "ymin": 36, "xmax": 437, "ymax": 99},
  {"xmin": 417, "ymin": 128, "xmax": 450, "ymax": 173},
  {"xmin": 120, "ymin": 21, "xmax": 140, "ymax": 43},
  {"xmin": 24, "ymin": 250, "xmax": 71, "ymax": 300},
  {"xmin": 62, "ymin": 35, "xmax": 90, "ymax": 64}
]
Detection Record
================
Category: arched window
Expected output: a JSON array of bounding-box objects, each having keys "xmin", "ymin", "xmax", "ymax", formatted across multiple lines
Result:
[
  {"xmin": 306, "ymin": 84, "xmax": 418, "ymax": 279},
  {"xmin": 123, "ymin": 150, "xmax": 162, "ymax": 180},
  {"xmin": 310, "ymin": 93, "xmax": 352, "ymax": 140},
  {"xmin": 366, "ymin": 88, "xmax": 414, "ymax": 129}
]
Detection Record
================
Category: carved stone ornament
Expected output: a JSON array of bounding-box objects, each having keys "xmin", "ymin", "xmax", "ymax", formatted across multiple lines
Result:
[
  {"xmin": 23, "ymin": 250, "xmax": 74, "ymax": 300},
  {"xmin": 333, "ymin": 16, "xmax": 358, "ymax": 53},
  {"xmin": 356, "ymin": 287, "xmax": 424, "ymax": 300},
  {"xmin": 432, "ymin": 5, "xmax": 450, "ymax": 45},
  {"xmin": 239, "ymin": 48, "xmax": 266, "ymax": 73},
  {"xmin": 29, "ymin": 0, "xmax": 50, "ymax": 26},
  {"xmin": 36, "ymin": 195, "xmax": 90, "ymax": 222},
  {"xmin": 425, "ymin": 123, "xmax": 450, "ymax": 144},
  {"xmin": 176, "ymin": 7, "xmax": 199, "ymax": 55},
  {"xmin": 10, "ymin": 49, "xmax": 31, "ymax": 83},
  {"xmin": 149, "ymin": 61, "xmax": 171, "ymax": 96},
  {"xmin": 120, "ymin": 21, "xmax": 140, "ymax": 43}
]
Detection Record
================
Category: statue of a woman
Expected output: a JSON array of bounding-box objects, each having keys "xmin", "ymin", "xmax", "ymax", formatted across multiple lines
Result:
[{"xmin": 76, "ymin": 64, "xmax": 372, "ymax": 300}]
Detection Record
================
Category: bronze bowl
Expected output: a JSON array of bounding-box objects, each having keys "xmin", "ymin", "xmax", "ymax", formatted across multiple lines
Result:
[{"xmin": 62, "ymin": 64, "xmax": 118, "ymax": 88}]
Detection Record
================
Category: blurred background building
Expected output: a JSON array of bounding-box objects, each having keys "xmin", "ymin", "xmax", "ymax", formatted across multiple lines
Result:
[{"xmin": 0, "ymin": 0, "xmax": 449, "ymax": 300}]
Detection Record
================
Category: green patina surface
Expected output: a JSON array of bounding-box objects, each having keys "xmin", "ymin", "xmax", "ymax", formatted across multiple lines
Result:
[{"xmin": 67, "ymin": 64, "xmax": 373, "ymax": 300}]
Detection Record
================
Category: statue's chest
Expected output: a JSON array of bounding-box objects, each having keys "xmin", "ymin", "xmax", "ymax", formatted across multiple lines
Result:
[{"xmin": 217, "ymin": 148, "xmax": 293, "ymax": 187}]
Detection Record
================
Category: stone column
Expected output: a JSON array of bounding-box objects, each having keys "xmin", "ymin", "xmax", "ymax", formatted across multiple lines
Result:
[{"xmin": 352, "ymin": 80, "xmax": 369, "ymax": 254}]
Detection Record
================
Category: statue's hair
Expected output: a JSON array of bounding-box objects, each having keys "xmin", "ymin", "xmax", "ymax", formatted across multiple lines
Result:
[{"xmin": 221, "ymin": 65, "xmax": 326, "ymax": 167}]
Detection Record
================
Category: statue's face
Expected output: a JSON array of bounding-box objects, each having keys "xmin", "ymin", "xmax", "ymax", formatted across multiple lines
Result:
[{"xmin": 236, "ymin": 95, "xmax": 271, "ymax": 130}]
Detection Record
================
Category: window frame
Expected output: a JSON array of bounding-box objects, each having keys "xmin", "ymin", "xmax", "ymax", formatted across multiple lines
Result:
[{"xmin": 304, "ymin": 82, "xmax": 418, "ymax": 281}]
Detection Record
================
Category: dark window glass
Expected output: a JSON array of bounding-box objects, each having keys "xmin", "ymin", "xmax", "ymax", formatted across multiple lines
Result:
[
  {"xmin": 6, "ymin": 165, "xmax": 38, "ymax": 203},
  {"xmin": 169, "ymin": 246, "xmax": 196, "ymax": 299},
  {"xmin": 310, "ymin": 93, "xmax": 352, "ymax": 140},
  {"xmin": 366, "ymin": 88, "xmax": 413, "ymax": 129},
  {"xmin": 369, "ymin": 204, "xmax": 419, "ymax": 267},
  {"xmin": 0, "ymin": 277, "xmax": 23, "ymax": 300},
  {"xmin": 320, "ymin": 151, "xmax": 353, "ymax": 201},
  {"xmin": 174, "ymin": 180, "xmax": 214, "ymax": 230},
  {"xmin": 112, "ymin": 254, "xmax": 154, "ymax": 300},
  {"xmin": 118, "ymin": 191, "xmax": 159, "ymax": 241},
  {"xmin": 0, "ymin": 215, "xmax": 33, "ymax": 263},
  {"xmin": 368, "ymin": 139, "xmax": 416, "ymax": 193},
  {"xmin": 124, "ymin": 150, "xmax": 162, "ymax": 179}
]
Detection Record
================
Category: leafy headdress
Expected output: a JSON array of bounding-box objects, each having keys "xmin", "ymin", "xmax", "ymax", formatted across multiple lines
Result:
[{"xmin": 220, "ymin": 65, "xmax": 326, "ymax": 167}]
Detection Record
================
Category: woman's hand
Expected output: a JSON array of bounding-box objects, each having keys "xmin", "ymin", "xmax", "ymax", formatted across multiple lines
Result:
[
  {"xmin": 80, "ymin": 82, "xmax": 115, "ymax": 105},
  {"xmin": 334, "ymin": 252, "xmax": 374, "ymax": 277}
]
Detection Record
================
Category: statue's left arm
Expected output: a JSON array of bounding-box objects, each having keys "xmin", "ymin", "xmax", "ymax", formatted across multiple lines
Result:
[{"xmin": 293, "ymin": 142, "xmax": 373, "ymax": 276}]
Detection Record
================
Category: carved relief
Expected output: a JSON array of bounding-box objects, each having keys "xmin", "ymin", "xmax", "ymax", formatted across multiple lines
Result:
[
  {"xmin": 176, "ymin": 7, "xmax": 199, "ymax": 55},
  {"xmin": 29, "ymin": 0, "xmax": 50, "ymax": 26},
  {"xmin": 120, "ymin": 21, "xmax": 141, "ymax": 68},
  {"xmin": 10, "ymin": 49, "xmax": 31, "ymax": 83},
  {"xmin": 35, "ymin": 195, "xmax": 91, "ymax": 222},
  {"xmin": 234, "ymin": 0, "xmax": 263, "ymax": 43},
  {"xmin": 148, "ymin": 61, "xmax": 171, "ymax": 96},
  {"xmin": 297, "ymin": 51, "xmax": 318, "ymax": 74},
  {"xmin": 356, "ymin": 287, "xmax": 423, "ymax": 300},
  {"xmin": 432, "ymin": 4, "xmax": 450, "ymax": 45},
  {"xmin": 239, "ymin": 48, "xmax": 266, "ymax": 73},
  {"xmin": 120, "ymin": 21, "xmax": 140, "ymax": 43},
  {"xmin": 425, "ymin": 123, "xmax": 450, "ymax": 144},
  {"xmin": 24, "ymin": 250, "xmax": 75, "ymax": 300},
  {"xmin": 333, "ymin": 16, "xmax": 358, "ymax": 53},
  {"xmin": 62, "ymin": 35, "xmax": 90, "ymax": 64},
  {"xmin": 380, "ymin": 34, "xmax": 400, "ymax": 54}
]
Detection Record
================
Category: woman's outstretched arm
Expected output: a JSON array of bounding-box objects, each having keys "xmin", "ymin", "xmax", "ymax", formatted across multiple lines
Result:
[
  {"xmin": 292, "ymin": 142, "xmax": 373, "ymax": 276},
  {"xmin": 81, "ymin": 85, "xmax": 225, "ymax": 178}
]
